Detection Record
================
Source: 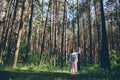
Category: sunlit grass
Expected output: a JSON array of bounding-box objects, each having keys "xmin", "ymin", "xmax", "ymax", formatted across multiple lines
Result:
[
  {"xmin": 0, "ymin": 63, "xmax": 120, "ymax": 80},
  {"xmin": 0, "ymin": 63, "xmax": 100, "ymax": 74}
]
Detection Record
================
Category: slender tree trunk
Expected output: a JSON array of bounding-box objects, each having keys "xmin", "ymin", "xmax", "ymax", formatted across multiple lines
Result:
[
  {"xmin": 52, "ymin": 0, "xmax": 55, "ymax": 66},
  {"xmin": 99, "ymin": 0, "xmax": 110, "ymax": 68},
  {"xmin": 57, "ymin": 1, "xmax": 61, "ymax": 66},
  {"xmin": 61, "ymin": 0, "xmax": 66, "ymax": 69},
  {"xmin": 72, "ymin": 13, "xmax": 75, "ymax": 47},
  {"xmin": 38, "ymin": 0, "xmax": 44, "ymax": 51},
  {"xmin": 82, "ymin": 13, "xmax": 87, "ymax": 66},
  {"xmin": 13, "ymin": 0, "xmax": 26, "ymax": 68},
  {"xmin": 94, "ymin": 0, "xmax": 101, "ymax": 64},
  {"xmin": 65, "ymin": 0, "xmax": 68, "ymax": 64},
  {"xmin": 6, "ymin": 0, "xmax": 19, "ymax": 65},
  {"xmin": 110, "ymin": 10, "xmax": 114, "ymax": 50},
  {"xmin": 77, "ymin": 0, "xmax": 80, "ymax": 71},
  {"xmin": 25, "ymin": 0, "xmax": 34, "ymax": 63},
  {"xmin": 33, "ymin": 27, "xmax": 37, "ymax": 54},
  {"xmin": 53, "ymin": 0, "xmax": 59, "ymax": 66},
  {"xmin": 88, "ymin": 0, "xmax": 93, "ymax": 64},
  {"xmin": 116, "ymin": 0, "xmax": 120, "ymax": 53},
  {"xmin": 39, "ymin": 0, "xmax": 51, "ymax": 66},
  {"xmin": 49, "ymin": 0, "xmax": 53, "ymax": 66},
  {"xmin": 93, "ymin": 20, "xmax": 96, "ymax": 63}
]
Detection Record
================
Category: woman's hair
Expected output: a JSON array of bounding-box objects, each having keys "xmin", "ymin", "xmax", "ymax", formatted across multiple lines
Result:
[{"xmin": 71, "ymin": 48, "xmax": 74, "ymax": 53}]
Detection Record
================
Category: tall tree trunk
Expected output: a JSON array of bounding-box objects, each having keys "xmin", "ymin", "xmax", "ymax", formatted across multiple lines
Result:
[
  {"xmin": 93, "ymin": 20, "xmax": 96, "ymax": 63},
  {"xmin": 110, "ymin": 9, "xmax": 114, "ymax": 50},
  {"xmin": 39, "ymin": 0, "xmax": 51, "ymax": 66},
  {"xmin": 6, "ymin": 0, "xmax": 19, "ymax": 65},
  {"xmin": 72, "ymin": 13, "xmax": 75, "ymax": 47},
  {"xmin": 61, "ymin": 0, "xmax": 66, "ymax": 69},
  {"xmin": 82, "ymin": 13, "xmax": 87, "ymax": 66},
  {"xmin": 53, "ymin": 0, "xmax": 57, "ymax": 66},
  {"xmin": 57, "ymin": 1, "xmax": 61, "ymax": 66},
  {"xmin": 116, "ymin": 0, "xmax": 120, "ymax": 53},
  {"xmin": 53, "ymin": 0, "xmax": 59, "ymax": 66},
  {"xmin": 94, "ymin": 0, "xmax": 101, "ymax": 64},
  {"xmin": 33, "ymin": 27, "xmax": 37, "ymax": 54},
  {"xmin": 77, "ymin": 0, "xmax": 80, "ymax": 71},
  {"xmin": 99, "ymin": 0, "xmax": 111, "ymax": 68},
  {"xmin": 49, "ymin": 0, "xmax": 53, "ymax": 66},
  {"xmin": 88, "ymin": 0, "xmax": 93, "ymax": 64},
  {"xmin": 0, "ymin": 0, "xmax": 12, "ymax": 64},
  {"xmin": 13, "ymin": 0, "xmax": 26, "ymax": 68},
  {"xmin": 38, "ymin": 0, "xmax": 44, "ymax": 52},
  {"xmin": 65, "ymin": 0, "xmax": 68, "ymax": 64},
  {"xmin": 25, "ymin": 0, "xmax": 34, "ymax": 63}
]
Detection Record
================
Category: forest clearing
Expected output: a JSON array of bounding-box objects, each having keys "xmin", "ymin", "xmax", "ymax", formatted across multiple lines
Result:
[{"xmin": 0, "ymin": 0, "xmax": 120, "ymax": 80}]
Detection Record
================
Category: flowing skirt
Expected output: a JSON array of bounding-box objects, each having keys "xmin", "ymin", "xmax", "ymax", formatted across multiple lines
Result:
[{"xmin": 70, "ymin": 61, "xmax": 77, "ymax": 74}]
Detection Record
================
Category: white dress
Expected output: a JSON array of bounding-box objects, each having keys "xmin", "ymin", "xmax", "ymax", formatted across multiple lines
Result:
[{"xmin": 69, "ymin": 49, "xmax": 81, "ymax": 73}]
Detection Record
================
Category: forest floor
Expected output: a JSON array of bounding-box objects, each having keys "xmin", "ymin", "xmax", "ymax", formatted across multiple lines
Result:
[{"xmin": 0, "ymin": 65, "xmax": 120, "ymax": 80}]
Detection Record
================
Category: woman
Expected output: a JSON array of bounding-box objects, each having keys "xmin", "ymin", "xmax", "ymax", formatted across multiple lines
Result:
[{"xmin": 69, "ymin": 47, "xmax": 81, "ymax": 74}]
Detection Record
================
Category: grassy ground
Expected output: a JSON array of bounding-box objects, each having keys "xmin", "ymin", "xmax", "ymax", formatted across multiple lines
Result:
[{"xmin": 0, "ymin": 65, "xmax": 120, "ymax": 80}]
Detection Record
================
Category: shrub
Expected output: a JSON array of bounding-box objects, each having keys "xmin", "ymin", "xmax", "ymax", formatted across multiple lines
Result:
[{"xmin": 109, "ymin": 50, "xmax": 119, "ymax": 67}]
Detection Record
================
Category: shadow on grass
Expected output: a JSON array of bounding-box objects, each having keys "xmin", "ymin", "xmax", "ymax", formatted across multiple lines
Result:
[{"xmin": 0, "ymin": 66, "xmax": 120, "ymax": 80}]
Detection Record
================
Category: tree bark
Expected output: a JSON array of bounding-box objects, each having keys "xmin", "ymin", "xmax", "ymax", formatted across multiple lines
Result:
[
  {"xmin": 6, "ymin": 0, "xmax": 19, "ymax": 65},
  {"xmin": 77, "ymin": 0, "xmax": 80, "ymax": 71},
  {"xmin": 61, "ymin": 0, "xmax": 66, "ymax": 69},
  {"xmin": 88, "ymin": 0, "xmax": 93, "ymax": 64},
  {"xmin": 99, "ymin": 0, "xmax": 111, "ymax": 68},
  {"xmin": 25, "ymin": 0, "xmax": 34, "ymax": 63},
  {"xmin": 13, "ymin": 0, "xmax": 26, "ymax": 68},
  {"xmin": 39, "ymin": 0, "xmax": 51, "ymax": 66},
  {"xmin": 82, "ymin": 13, "xmax": 87, "ymax": 66},
  {"xmin": 93, "ymin": 0, "xmax": 101, "ymax": 64}
]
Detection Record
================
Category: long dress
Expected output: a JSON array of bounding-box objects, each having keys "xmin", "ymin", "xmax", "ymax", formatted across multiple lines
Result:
[{"xmin": 69, "ymin": 52, "xmax": 79, "ymax": 73}]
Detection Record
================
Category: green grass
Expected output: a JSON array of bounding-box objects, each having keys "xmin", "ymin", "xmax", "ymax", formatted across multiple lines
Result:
[{"xmin": 0, "ymin": 64, "xmax": 120, "ymax": 80}]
